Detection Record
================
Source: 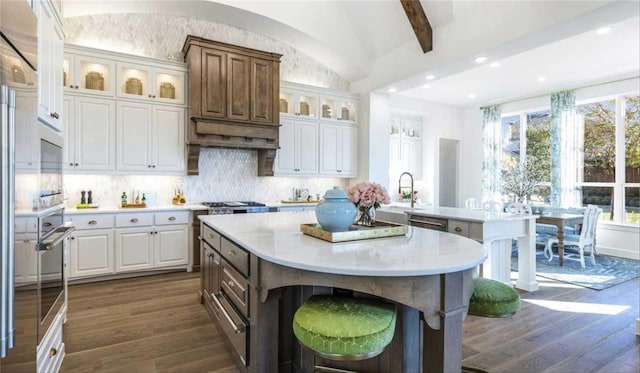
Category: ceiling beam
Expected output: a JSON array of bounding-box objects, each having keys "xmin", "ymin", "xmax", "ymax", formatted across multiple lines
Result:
[{"xmin": 400, "ymin": 0, "xmax": 433, "ymax": 53}]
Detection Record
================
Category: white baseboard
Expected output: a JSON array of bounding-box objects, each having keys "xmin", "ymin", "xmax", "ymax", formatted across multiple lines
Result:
[{"xmin": 597, "ymin": 246, "xmax": 640, "ymax": 260}]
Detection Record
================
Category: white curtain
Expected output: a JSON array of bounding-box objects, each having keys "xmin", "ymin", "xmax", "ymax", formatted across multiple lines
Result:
[
  {"xmin": 550, "ymin": 91, "xmax": 580, "ymax": 208},
  {"xmin": 482, "ymin": 105, "xmax": 502, "ymax": 202}
]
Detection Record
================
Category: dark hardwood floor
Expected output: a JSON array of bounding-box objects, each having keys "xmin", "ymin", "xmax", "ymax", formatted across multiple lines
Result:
[{"xmin": 61, "ymin": 271, "xmax": 639, "ymax": 373}]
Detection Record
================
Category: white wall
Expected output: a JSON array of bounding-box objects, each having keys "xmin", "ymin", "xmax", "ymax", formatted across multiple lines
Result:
[{"xmin": 459, "ymin": 77, "xmax": 640, "ymax": 259}]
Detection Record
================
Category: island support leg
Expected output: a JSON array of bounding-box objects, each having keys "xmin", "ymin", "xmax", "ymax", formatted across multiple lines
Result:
[
  {"xmin": 423, "ymin": 272, "xmax": 465, "ymax": 373},
  {"xmin": 249, "ymin": 288, "xmax": 281, "ymax": 373},
  {"xmin": 516, "ymin": 218, "xmax": 539, "ymax": 292}
]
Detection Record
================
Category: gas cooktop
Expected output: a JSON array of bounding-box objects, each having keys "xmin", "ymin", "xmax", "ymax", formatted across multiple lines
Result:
[{"xmin": 202, "ymin": 201, "xmax": 273, "ymax": 214}]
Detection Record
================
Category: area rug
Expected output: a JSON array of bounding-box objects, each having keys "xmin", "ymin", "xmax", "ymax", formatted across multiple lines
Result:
[{"xmin": 511, "ymin": 251, "xmax": 639, "ymax": 290}]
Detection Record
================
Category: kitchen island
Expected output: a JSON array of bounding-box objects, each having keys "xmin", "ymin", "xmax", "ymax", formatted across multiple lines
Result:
[
  {"xmin": 199, "ymin": 211, "xmax": 486, "ymax": 373},
  {"xmin": 379, "ymin": 206, "xmax": 539, "ymax": 292}
]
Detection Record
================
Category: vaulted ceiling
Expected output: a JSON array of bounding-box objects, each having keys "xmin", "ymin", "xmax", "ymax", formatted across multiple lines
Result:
[{"xmin": 64, "ymin": 0, "xmax": 640, "ymax": 107}]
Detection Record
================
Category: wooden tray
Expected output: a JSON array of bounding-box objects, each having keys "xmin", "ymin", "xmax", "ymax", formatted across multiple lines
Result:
[
  {"xmin": 300, "ymin": 221, "xmax": 408, "ymax": 243},
  {"xmin": 281, "ymin": 199, "xmax": 320, "ymax": 204},
  {"xmin": 122, "ymin": 203, "xmax": 147, "ymax": 208},
  {"xmin": 76, "ymin": 204, "xmax": 99, "ymax": 209}
]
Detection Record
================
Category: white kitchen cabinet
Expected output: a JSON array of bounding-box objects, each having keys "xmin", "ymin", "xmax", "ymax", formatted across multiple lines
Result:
[
  {"xmin": 154, "ymin": 224, "xmax": 189, "ymax": 268},
  {"xmin": 117, "ymin": 102, "xmax": 185, "ymax": 172},
  {"xmin": 64, "ymin": 96, "xmax": 116, "ymax": 172},
  {"xmin": 319, "ymin": 122, "xmax": 358, "ymax": 177},
  {"xmin": 116, "ymin": 62, "xmax": 186, "ymax": 105},
  {"xmin": 14, "ymin": 88, "xmax": 40, "ymax": 171},
  {"xmin": 389, "ymin": 117, "xmax": 422, "ymax": 180},
  {"xmin": 63, "ymin": 53, "xmax": 116, "ymax": 97},
  {"xmin": 279, "ymin": 84, "xmax": 318, "ymax": 119},
  {"xmin": 14, "ymin": 238, "xmax": 37, "ymax": 285},
  {"xmin": 115, "ymin": 227, "xmax": 154, "ymax": 272},
  {"xmin": 69, "ymin": 229, "xmax": 115, "ymax": 279},
  {"xmin": 319, "ymin": 95, "xmax": 358, "ymax": 123},
  {"xmin": 275, "ymin": 117, "xmax": 318, "ymax": 175},
  {"xmin": 37, "ymin": 0, "xmax": 64, "ymax": 131}
]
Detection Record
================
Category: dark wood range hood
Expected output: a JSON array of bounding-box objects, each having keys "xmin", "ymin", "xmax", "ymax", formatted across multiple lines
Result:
[{"xmin": 182, "ymin": 35, "xmax": 282, "ymax": 176}]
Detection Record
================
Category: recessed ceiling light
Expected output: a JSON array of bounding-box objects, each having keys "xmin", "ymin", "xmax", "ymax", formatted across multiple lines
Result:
[
  {"xmin": 423, "ymin": 84, "xmax": 431, "ymax": 89},
  {"xmin": 425, "ymin": 74, "xmax": 435, "ymax": 80},
  {"xmin": 537, "ymin": 77, "xmax": 547, "ymax": 82},
  {"xmin": 474, "ymin": 56, "xmax": 488, "ymax": 64},
  {"xmin": 596, "ymin": 26, "xmax": 611, "ymax": 34},
  {"xmin": 388, "ymin": 88, "xmax": 397, "ymax": 93},
  {"xmin": 468, "ymin": 94, "xmax": 476, "ymax": 99},
  {"xmin": 490, "ymin": 62, "xmax": 501, "ymax": 68}
]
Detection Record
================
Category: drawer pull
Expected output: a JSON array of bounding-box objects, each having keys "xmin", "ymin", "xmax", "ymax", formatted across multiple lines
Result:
[
  {"xmin": 49, "ymin": 347, "xmax": 57, "ymax": 357},
  {"xmin": 228, "ymin": 250, "xmax": 236, "ymax": 257},
  {"xmin": 130, "ymin": 218, "xmax": 139, "ymax": 223},
  {"xmin": 409, "ymin": 219, "xmax": 444, "ymax": 227},
  {"xmin": 88, "ymin": 220, "xmax": 97, "ymax": 225},
  {"xmin": 454, "ymin": 227, "xmax": 462, "ymax": 232},
  {"xmin": 227, "ymin": 280, "xmax": 235, "ymax": 288},
  {"xmin": 168, "ymin": 216, "xmax": 176, "ymax": 221},
  {"xmin": 207, "ymin": 234, "xmax": 214, "ymax": 239},
  {"xmin": 43, "ymin": 222, "xmax": 52, "ymax": 227},
  {"xmin": 212, "ymin": 295, "xmax": 246, "ymax": 334}
]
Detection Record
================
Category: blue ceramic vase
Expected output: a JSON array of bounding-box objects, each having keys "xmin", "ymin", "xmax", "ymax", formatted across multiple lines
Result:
[{"xmin": 315, "ymin": 187, "xmax": 357, "ymax": 232}]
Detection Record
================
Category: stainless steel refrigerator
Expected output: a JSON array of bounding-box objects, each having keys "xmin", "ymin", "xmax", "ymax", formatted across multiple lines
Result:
[{"xmin": 1, "ymin": 1, "xmax": 39, "ymax": 371}]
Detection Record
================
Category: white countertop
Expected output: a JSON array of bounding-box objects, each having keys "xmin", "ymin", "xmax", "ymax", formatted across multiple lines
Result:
[
  {"xmin": 380, "ymin": 205, "xmax": 537, "ymax": 223},
  {"xmin": 199, "ymin": 211, "xmax": 487, "ymax": 277},
  {"xmin": 265, "ymin": 201, "xmax": 319, "ymax": 208},
  {"xmin": 62, "ymin": 204, "xmax": 207, "ymax": 216}
]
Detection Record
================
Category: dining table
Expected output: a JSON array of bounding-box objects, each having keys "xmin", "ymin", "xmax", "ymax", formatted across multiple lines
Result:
[{"xmin": 536, "ymin": 212, "xmax": 584, "ymax": 266}]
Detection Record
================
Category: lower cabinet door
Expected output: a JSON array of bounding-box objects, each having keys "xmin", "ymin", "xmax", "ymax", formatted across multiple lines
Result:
[
  {"xmin": 116, "ymin": 227, "xmax": 154, "ymax": 272},
  {"xmin": 70, "ymin": 229, "xmax": 114, "ymax": 278},
  {"xmin": 154, "ymin": 225, "xmax": 188, "ymax": 268}
]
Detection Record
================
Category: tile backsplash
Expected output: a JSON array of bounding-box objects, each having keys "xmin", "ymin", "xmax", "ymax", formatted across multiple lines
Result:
[{"xmin": 62, "ymin": 148, "xmax": 346, "ymax": 208}]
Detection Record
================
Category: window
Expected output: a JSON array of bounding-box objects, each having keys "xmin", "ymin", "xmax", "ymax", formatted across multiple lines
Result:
[
  {"xmin": 625, "ymin": 96, "xmax": 640, "ymax": 224},
  {"xmin": 502, "ymin": 94, "xmax": 639, "ymax": 225},
  {"xmin": 525, "ymin": 110, "xmax": 551, "ymax": 203}
]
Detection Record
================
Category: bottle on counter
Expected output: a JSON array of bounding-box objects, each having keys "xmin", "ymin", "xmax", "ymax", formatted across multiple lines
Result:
[
  {"xmin": 87, "ymin": 190, "xmax": 93, "ymax": 205},
  {"xmin": 142, "ymin": 193, "xmax": 146, "ymax": 205},
  {"xmin": 121, "ymin": 192, "xmax": 127, "ymax": 207},
  {"xmin": 80, "ymin": 190, "xmax": 86, "ymax": 204}
]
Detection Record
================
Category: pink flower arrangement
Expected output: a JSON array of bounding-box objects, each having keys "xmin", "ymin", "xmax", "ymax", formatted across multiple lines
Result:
[{"xmin": 346, "ymin": 182, "xmax": 391, "ymax": 208}]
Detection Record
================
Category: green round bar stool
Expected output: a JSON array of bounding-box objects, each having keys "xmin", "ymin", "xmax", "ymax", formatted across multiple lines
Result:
[
  {"xmin": 468, "ymin": 278, "xmax": 521, "ymax": 318},
  {"xmin": 293, "ymin": 295, "xmax": 397, "ymax": 361}
]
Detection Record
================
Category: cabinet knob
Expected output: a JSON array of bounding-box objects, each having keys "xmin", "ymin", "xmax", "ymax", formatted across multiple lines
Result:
[
  {"xmin": 148, "ymin": 165, "xmax": 152, "ymax": 168},
  {"xmin": 152, "ymin": 95, "xmax": 156, "ymax": 98},
  {"xmin": 75, "ymin": 163, "xmax": 79, "ymax": 166},
  {"xmin": 88, "ymin": 220, "xmax": 97, "ymax": 225},
  {"xmin": 75, "ymin": 85, "xmax": 79, "ymax": 89},
  {"xmin": 69, "ymin": 163, "xmax": 74, "ymax": 166},
  {"xmin": 454, "ymin": 227, "xmax": 462, "ymax": 233},
  {"xmin": 337, "ymin": 170, "xmax": 342, "ymax": 172},
  {"xmin": 130, "ymin": 218, "xmax": 139, "ymax": 223},
  {"xmin": 69, "ymin": 85, "xmax": 74, "ymax": 88},
  {"xmin": 228, "ymin": 250, "xmax": 236, "ymax": 257},
  {"xmin": 70, "ymin": 237, "xmax": 75, "ymax": 240},
  {"xmin": 148, "ymin": 94, "xmax": 152, "ymax": 98},
  {"xmin": 49, "ymin": 347, "xmax": 57, "ymax": 357},
  {"xmin": 168, "ymin": 217, "xmax": 176, "ymax": 221},
  {"xmin": 152, "ymin": 165, "xmax": 156, "ymax": 168}
]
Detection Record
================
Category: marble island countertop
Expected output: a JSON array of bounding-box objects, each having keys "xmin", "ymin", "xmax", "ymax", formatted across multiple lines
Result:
[
  {"xmin": 199, "ymin": 211, "xmax": 487, "ymax": 277},
  {"xmin": 380, "ymin": 205, "xmax": 537, "ymax": 223}
]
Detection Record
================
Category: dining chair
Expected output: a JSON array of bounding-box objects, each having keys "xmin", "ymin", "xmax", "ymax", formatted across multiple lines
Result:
[
  {"xmin": 545, "ymin": 205, "xmax": 602, "ymax": 268},
  {"xmin": 465, "ymin": 198, "xmax": 479, "ymax": 209}
]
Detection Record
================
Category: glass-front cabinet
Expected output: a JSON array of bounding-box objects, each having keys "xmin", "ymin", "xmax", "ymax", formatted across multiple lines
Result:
[
  {"xmin": 279, "ymin": 87, "xmax": 318, "ymax": 119},
  {"xmin": 63, "ymin": 54, "xmax": 115, "ymax": 96},
  {"xmin": 320, "ymin": 95, "xmax": 357, "ymax": 123},
  {"xmin": 116, "ymin": 63, "xmax": 185, "ymax": 105}
]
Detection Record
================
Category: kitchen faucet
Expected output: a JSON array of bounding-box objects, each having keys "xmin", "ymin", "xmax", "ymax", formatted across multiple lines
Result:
[{"xmin": 398, "ymin": 171, "xmax": 415, "ymax": 208}]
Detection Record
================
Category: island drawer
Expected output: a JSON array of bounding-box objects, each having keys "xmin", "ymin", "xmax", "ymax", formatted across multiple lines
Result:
[
  {"xmin": 407, "ymin": 215, "xmax": 448, "ymax": 232},
  {"xmin": 212, "ymin": 293, "xmax": 248, "ymax": 366},
  {"xmin": 448, "ymin": 220, "xmax": 470, "ymax": 237},
  {"xmin": 68, "ymin": 214, "xmax": 114, "ymax": 230},
  {"xmin": 115, "ymin": 213, "xmax": 153, "ymax": 228},
  {"xmin": 202, "ymin": 224, "xmax": 221, "ymax": 250},
  {"xmin": 221, "ymin": 237, "xmax": 249, "ymax": 276},
  {"xmin": 221, "ymin": 260, "xmax": 249, "ymax": 317}
]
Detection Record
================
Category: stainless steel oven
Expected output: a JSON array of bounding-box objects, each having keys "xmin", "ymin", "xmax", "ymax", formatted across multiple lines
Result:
[
  {"xmin": 36, "ymin": 208, "xmax": 72, "ymax": 344},
  {"xmin": 39, "ymin": 126, "xmax": 64, "ymax": 209}
]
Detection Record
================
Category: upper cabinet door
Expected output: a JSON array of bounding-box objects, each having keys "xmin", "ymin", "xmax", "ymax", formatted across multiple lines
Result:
[
  {"xmin": 64, "ymin": 54, "xmax": 116, "ymax": 97},
  {"xmin": 153, "ymin": 67, "xmax": 185, "ymax": 105},
  {"xmin": 250, "ymin": 58, "xmax": 272, "ymax": 123},
  {"xmin": 226, "ymin": 53, "xmax": 250, "ymax": 121},
  {"xmin": 74, "ymin": 97, "xmax": 116, "ymax": 171},
  {"xmin": 116, "ymin": 101, "xmax": 152, "ymax": 171},
  {"xmin": 116, "ymin": 62, "xmax": 152, "ymax": 101},
  {"xmin": 37, "ymin": 0, "xmax": 63, "ymax": 131},
  {"xmin": 201, "ymin": 49, "xmax": 226, "ymax": 118}
]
